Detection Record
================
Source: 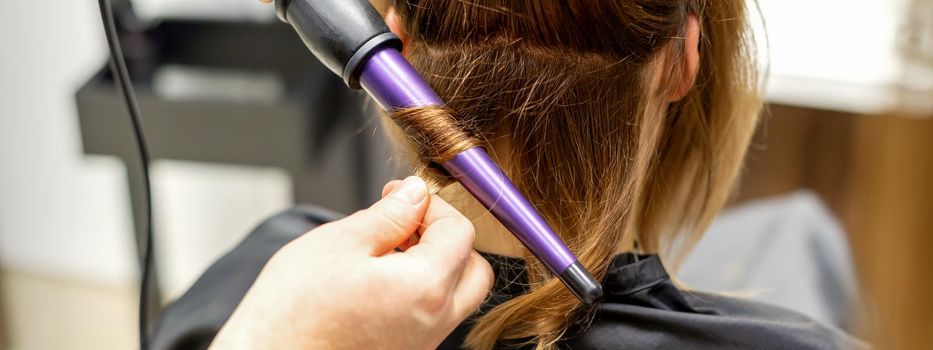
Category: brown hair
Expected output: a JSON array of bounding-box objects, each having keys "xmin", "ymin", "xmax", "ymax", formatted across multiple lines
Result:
[{"xmin": 382, "ymin": 1, "xmax": 762, "ymax": 348}]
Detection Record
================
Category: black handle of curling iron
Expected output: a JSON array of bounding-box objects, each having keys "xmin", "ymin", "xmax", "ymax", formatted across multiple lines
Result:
[{"xmin": 275, "ymin": 0, "xmax": 402, "ymax": 88}]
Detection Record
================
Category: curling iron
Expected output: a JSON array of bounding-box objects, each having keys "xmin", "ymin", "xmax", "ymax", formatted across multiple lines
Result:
[{"xmin": 273, "ymin": 0, "xmax": 603, "ymax": 304}]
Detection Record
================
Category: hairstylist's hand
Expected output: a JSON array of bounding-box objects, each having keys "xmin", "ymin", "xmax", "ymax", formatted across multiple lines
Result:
[{"xmin": 210, "ymin": 176, "xmax": 493, "ymax": 350}]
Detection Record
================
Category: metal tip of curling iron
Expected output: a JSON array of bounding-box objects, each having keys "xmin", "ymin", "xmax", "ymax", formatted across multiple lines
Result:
[{"xmin": 558, "ymin": 261, "xmax": 603, "ymax": 305}]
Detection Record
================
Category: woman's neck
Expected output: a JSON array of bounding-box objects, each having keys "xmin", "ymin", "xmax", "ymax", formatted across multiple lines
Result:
[
  {"xmin": 438, "ymin": 184, "xmax": 526, "ymax": 257},
  {"xmin": 438, "ymin": 183, "xmax": 637, "ymax": 258}
]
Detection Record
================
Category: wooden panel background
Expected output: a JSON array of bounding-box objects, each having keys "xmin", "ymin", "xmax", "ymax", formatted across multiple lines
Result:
[{"xmin": 736, "ymin": 104, "xmax": 933, "ymax": 350}]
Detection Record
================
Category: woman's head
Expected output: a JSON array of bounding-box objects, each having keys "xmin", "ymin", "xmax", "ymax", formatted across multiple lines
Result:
[{"xmin": 379, "ymin": 0, "xmax": 761, "ymax": 348}]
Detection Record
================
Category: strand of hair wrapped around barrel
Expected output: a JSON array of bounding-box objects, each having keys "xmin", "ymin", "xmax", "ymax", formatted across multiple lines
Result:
[{"xmin": 390, "ymin": 105, "xmax": 479, "ymax": 164}]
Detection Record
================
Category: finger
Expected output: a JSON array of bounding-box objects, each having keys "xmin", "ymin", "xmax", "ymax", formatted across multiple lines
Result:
[
  {"xmin": 404, "ymin": 195, "xmax": 476, "ymax": 282},
  {"xmin": 451, "ymin": 251, "xmax": 494, "ymax": 320},
  {"xmin": 396, "ymin": 232, "xmax": 420, "ymax": 251},
  {"xmin": 382, "ymin": 179, "xmax": 403, "ymax": 198},
  {"xmin": 378, "ymin": 180, "xmax": 414, "ymax": 251},
  {"xmin": 332, "ymin": 176, "xmax": 430, "ymax": 256}
]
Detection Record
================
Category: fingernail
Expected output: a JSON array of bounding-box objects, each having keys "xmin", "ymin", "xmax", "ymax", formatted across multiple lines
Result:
[{"xmin": 390, "ymin": 176, "xmax": 427, "ymax": 205}]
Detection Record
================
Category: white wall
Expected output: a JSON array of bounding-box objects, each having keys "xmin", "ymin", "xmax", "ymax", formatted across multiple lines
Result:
[
  {"xmin": 758, "ymin": 0, "xmax": 921, "ymax": 114},
  {"xmin": 0, "ymin": 0, "xmax": 291, "ymax": 300},
  {"xmin": 0, "ymin": 1, "xmax": 135, "ymax": 285}
]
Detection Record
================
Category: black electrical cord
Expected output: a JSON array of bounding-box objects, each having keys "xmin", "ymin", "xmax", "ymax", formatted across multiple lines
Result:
[{"xmin": 96, "ymin": 0, "xmax": 154, "ymax": 349}]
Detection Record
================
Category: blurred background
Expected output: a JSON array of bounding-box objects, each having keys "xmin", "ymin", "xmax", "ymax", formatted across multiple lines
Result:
[{"xmin": 0, "ymin": 0, "xmax": 929, "ymax": 349}]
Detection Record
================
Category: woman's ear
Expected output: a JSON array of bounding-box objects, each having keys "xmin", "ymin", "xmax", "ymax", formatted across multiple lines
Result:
[
  {"xmin": 669, "ymin": 14, "xmax": 700, "ymax": 101},
  {"xmin": 385, "ymin": 7, "xmax": 411, "ymax": 54}
]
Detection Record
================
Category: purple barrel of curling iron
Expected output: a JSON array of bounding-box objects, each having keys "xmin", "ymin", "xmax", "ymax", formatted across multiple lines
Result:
[{"xmin": 274, "ymin": 0, "xmax": 602, "ymax": 304}]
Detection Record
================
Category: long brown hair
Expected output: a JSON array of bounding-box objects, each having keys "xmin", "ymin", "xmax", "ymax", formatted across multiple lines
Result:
[{"xmin": 382, "ymin": 1, "xmax": 762, "ymax": 348}]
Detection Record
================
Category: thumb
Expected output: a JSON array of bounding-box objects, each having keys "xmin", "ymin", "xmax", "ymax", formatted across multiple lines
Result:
[{"xmin": 333, "ymin": 176, "xmax": 430, "ymax": 256}]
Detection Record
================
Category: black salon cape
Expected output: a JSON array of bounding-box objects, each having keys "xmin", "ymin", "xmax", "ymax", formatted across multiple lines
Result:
[{"xmin": 151, "ymin": 206, "xmax": 868, "ymax": 350}]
